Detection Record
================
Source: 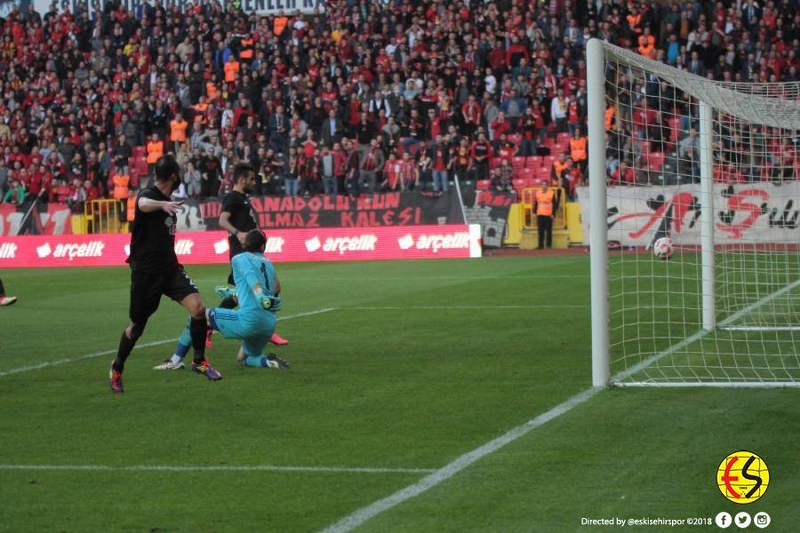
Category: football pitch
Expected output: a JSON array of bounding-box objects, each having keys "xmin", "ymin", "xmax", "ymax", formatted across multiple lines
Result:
[{"xmin": 1, "ymin": 256, "xmax": 798, "ymax": 532}]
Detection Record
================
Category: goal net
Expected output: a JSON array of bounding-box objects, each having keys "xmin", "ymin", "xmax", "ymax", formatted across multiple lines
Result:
[{"xmin": 587, "ymin": 40, "xmax": 800, "ymax": 387}]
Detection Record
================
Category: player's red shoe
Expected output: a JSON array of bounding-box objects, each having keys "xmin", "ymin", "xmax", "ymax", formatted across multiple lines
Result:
[
  {"xmin": 109, "ymin": 363, "xmax": 124, "ymax": 394},
  {"xmin": 205, "ymin": 329, "xmax": 213, "ymax": 349},
  {"xmin": 270, "ymin": 331, "xmax": 289, "ymax": 345}
]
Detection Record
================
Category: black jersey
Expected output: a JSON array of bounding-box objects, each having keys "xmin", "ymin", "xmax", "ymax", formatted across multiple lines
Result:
[
  {"xmin": 221, "ymin": 190, "xmax": 258, "ymax": 256},
  {"xmin": 127, "ymin": 186, "xmax": 178, "ymax": 273}
]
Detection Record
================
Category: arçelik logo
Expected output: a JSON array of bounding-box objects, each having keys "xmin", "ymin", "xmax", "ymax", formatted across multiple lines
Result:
[{"xmin": 717, "ymin": 450, "xmax": 770, "ymax": 504}]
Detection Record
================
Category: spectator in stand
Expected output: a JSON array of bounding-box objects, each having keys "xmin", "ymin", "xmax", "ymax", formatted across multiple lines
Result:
[
  {"xmin": 2, "ymin": 178, "xmax": 25, "ymax": 205},
  {"xmin": 490, "ymin": 111, "xmax": 512, "ymax": 152},
  {"xmin": 471, "ymin": 132, "xmax": 493, "ymax": 182},
  {"xmin": 551, "ymin": 88, "xmax": 569, "ymax": 134},
  {"xmin": 112, "ymin": 134, "xmax": 132, "ymax": 176},
  {"xmin": 358, "ymin": 138, "xmax": 385, "ymax": 196},
  {"xmin": 383, "ymin": 152, "xmax": 401, "ymax": 192},
  {"xmin": 319, "ymin": 145, "xmax": 336, "ymax": 196},
  {"xmin": 397, "ymin": 151, "xmax": 419, "ymax": 192},
  {"xmin": 340, "ymin": 139, "xmax": 357, "ymax": 198},
  {"xmin": 493, "ymin": 160, "xmax": 514, "ymax": 193},
  {"xmin": 428, "ymin": 134, "xmax": 451, "ymax": 195},
  {"xmin": 284, "ymin": 147, "xmax": 301, "ymax": 198}
]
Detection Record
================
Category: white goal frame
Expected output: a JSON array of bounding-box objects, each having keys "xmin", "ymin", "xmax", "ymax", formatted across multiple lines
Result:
[{"xmin": 587, "ymin": 38, "xmax": 800, "ymax": 388}]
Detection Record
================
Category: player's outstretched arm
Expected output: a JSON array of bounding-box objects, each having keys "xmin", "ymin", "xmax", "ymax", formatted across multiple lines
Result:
[{"xmin": 138, "ymin": 197, "xmax": 183, "ymax": 214}]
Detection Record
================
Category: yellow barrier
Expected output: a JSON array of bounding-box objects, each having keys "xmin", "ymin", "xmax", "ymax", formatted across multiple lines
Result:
[{"xmin": 84, "ymin": 199, "xmax": 128, "ymax": 234}]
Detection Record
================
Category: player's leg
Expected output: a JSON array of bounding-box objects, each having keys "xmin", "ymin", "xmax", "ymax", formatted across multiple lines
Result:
[
  {"xmin": 0, "ymin": 278, "xmax": 17, "ymax": 306},
  {"xmin": 168, "ymin": 267, "xmax": 221, "ymax": 381},
  {"xmin": 239, "ymin": 316, "xmax": 289, "ymax": 368},
  {"xmin": 110, "ymin": 271, "xmax": 160, "ymax": 392},
  {"xmin": 154, "ymin": 317, "xmax": 192, "ymax": 370}
]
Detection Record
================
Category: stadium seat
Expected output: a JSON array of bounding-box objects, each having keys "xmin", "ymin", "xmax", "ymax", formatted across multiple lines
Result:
[
  {"xmin": 490, "ymin": 157, "xmax": 503, "ymax": 169},
  {"xmin": 519, "ymin": 167, "xmax": 536, "ymax": 182},
  {"xmin": 526, "ymin": 155, "xmax": 543, "ymax": 168},
  {"xmin": 132, "ymin": 146, "xmax": 146, "ymax": 159},
  {"xmin": 476, "ymin": 179, "xmax": 490, "ymax": 190},
  {"xmin": 512, "ymin": 156, "xmax": 526, "ymax": 171},
  {"xmin": 557, "ymin": 132, "xmax": 571, "ymax": 144}
]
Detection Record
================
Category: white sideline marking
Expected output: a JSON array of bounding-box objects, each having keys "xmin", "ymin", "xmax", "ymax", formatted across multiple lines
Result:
[
  {"xmin": 350, "ymin": 305, "xmax": 588, "ymax": 310},
  {"xmin": 321, "ymin": 387, "xmax": 600, "ymax": 533},
  {"xmin": 0, "ymin": 463, "xmax": 433, "ymax": 475},
  {"xmin": 0, "ymin": 308, "xmax": 335, "ymax": 378}
]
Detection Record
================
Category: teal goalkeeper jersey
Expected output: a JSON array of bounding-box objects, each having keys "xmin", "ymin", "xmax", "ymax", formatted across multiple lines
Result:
[{"xmin": 231, "ymin": 251, "xmax": 278, "ymax": 314}]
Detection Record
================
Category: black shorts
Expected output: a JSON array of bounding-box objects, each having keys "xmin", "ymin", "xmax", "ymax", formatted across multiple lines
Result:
[{"xmin": 129, "ymin": 266, "xmax": 199, "ymax": 324}]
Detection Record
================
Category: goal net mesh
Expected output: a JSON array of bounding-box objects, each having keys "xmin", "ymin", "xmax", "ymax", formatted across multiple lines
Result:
[{"xmin": 596, "ymin": 42, "xmax": 800, "ymax": 386}]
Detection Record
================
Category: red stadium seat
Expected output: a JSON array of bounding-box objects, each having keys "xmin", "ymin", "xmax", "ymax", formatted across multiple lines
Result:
[
  {"xmin": 476, "ymin": 179, "xmax": 490, "ymax": 190},
  {"xmin": 526, "ymin": 155, "xmax": 543, "ymax": 168},
  {"xmin": 132, "ymin": 146, "xmax": 146, "ymax": 159}
]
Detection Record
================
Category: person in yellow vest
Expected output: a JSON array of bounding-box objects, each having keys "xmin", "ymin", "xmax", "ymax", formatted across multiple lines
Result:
[
  {"xmin": 240, "ymin": 36, "xmax": 254, "ymax": 62},
  {"xmin": 223, "ymin": 55, "xmax": 240, "ymax": 88},
  {"xmin": 113, "ymin": 173, "xmax": 130, "ymax": 224},
  {"xmin": 273, "ymin": 13, "xmax": 288, "ymax": 37},
  {"xmin": 146, "ymin": 133, "xmax": 164, "ymax": 186},
  {"xmin": 604, "ymin": 105, "xmax": 616, "ymax": 130},
  {"xmin": 551, "ymin": 153, "xmax": 569, "ymax": 185},
  {"xmin": 569, "ymin": 127, "xmax": 588, "ymax": 174},
  {"xmin": 126, "ymin": 191, "xmax": 136, "ymax": 223},
  {"xmin": 533, "ymin": 181, "xmax": 558, "ymax": 250},
  {"xmin": 637, "ymin": 27, "xmax": 656, "ymax": 58},
  {"xmin": 170, "ymin": 112, "xmax": 188, "ymax": 152}
]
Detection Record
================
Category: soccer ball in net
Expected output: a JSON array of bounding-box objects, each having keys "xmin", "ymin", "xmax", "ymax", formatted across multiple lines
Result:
[{"xmin": 652, "ymin": 237, "xmax": 674, "ymax": 260}]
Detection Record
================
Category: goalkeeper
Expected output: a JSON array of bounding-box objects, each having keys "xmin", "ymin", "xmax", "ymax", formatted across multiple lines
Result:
[{"xmin": 165, "ymin": 230, "xmax": 289, "ymax": 369}]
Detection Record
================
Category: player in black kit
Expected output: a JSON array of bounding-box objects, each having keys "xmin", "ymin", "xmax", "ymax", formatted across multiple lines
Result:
[{"xmin": 109, "ymin": 155, "xmax": 221, "ymax": 393}]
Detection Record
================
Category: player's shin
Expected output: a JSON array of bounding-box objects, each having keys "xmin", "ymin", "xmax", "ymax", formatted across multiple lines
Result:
[
  {"xmin": 113, "ymin": 321, "xmax": 145, "ymax": 372},
  {"xmin": 189, "ymin": 316, "xmax": 208, "ymax": 364}
]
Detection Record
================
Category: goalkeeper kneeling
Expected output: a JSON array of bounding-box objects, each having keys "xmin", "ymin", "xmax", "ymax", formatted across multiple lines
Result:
[{"xmin": 163, "ymin": 229, "xmax": 290, "ymax": 370}]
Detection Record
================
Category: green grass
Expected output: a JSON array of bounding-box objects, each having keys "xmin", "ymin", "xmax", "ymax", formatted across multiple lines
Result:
[
  {"xmin": 1, "ymin": 257, "xmax": 798, "ymax": 532},
  {"xmin": 609, "ymin": 251, "xmax": 800, "ymax": 383}
]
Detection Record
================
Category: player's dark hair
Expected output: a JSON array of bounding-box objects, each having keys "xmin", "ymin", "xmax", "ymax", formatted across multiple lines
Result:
[
  {"xmin": 244, "ymin": 229, "xmax": 266, "ymax": 253},
  {"xmin": 154, "ymin": 154, "xmax": 180, "ymax": 182},
  {"xmin": 234, "ymin": 162, "xmax": 255, "ymax": 182}
]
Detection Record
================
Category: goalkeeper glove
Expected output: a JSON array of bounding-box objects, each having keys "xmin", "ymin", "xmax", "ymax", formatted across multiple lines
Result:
[{"xmin": 260, "ymin": 294, "xmax": 282, "ymax": 312}]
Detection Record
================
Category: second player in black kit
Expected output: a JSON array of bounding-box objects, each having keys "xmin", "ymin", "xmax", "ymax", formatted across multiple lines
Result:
[{"xmin": 219, "ymin": 163, "xmax": 259, "ymax": 286}]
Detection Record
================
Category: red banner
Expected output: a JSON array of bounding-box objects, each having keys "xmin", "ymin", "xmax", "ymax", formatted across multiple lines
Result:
[
  {"xmin": 0, "ymin": 203, "xmax": 74, "ymax": 236},
  {"xmin": 0, "ymin": 225, "xmax": 482, "ymax": 268}
]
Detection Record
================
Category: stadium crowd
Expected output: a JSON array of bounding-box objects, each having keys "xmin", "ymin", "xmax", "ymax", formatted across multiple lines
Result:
[{"xmin": 0, "ymin": 0, "xmax": 799, "ymax": 210}]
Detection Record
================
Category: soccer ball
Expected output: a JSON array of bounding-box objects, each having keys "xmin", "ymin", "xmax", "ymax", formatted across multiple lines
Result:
[{"xmin": 652, "ymin": 237, "xmax": 674, "ymax": 260}]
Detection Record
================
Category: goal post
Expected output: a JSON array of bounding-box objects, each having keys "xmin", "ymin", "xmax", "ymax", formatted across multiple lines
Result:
[{"xmin": 587, "ymin": 39, "xmax": 800, "ymax": 388}]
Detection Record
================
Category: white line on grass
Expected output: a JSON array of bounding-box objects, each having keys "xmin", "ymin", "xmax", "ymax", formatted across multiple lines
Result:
[
  {"xmin": 0, "ymin": 308, "xmax": 335, "ymax": 378},
  {"xmin": 349, "ymin": 305, "xmax": 588, "ymax": 310},
  {"xmin": 321, "ymin": 387, "xmax": 600, "ymax": 533},
  {"xmin": 0, "ymin": 463, "xmax": 433, "ymax": 475}
]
